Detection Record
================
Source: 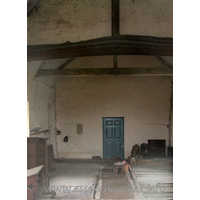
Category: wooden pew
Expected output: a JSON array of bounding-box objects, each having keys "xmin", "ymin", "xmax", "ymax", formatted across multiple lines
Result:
[{"xmin": 27, "ymin": 165, "xmax": 44, "ymax": 200}]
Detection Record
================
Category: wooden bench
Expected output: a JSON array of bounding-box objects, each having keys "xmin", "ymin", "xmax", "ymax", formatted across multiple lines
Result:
[{"xmin": 27, "ymin": 165, "xmax": 44, "ymax": 200}]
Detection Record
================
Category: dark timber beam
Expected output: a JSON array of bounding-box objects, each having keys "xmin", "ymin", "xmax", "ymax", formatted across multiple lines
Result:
[
  {"xmin": 27, "ymin": 35, "xmax": 173, "ymax": 61},
  {"xmin": 111, "ymin": 0, "xmax": 120, "ymax": 70},
  {"xmin": 57, "ymin": 57, "xmax": 76, "ymax": 69},
  {"xmin": 27, "ymin": 0, "xmax": 41, "ymax": 14},
  {"xmin": 112, "ymin": 0, "xmax": 120, "ymax": 36},
  {"xmin": 113, "ymin": 56, "xmax": 118, "ymax": 69},
  {"xmin": 36, "ymin": 68, "xmax": 173, "ymax": 77},
  {"xmin": 156, "ymin": 56, "xmax": 173, "ymax": 68}
]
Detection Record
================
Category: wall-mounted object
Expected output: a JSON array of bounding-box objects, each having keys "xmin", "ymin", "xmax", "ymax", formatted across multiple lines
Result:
[
  {"xmin": 63, "ymin": 136, "xmax": 68, "ymax": 142},
  {"xmin": 30, "ymin": 127, "xmax": 42, "ymax": 134},
  {"xmin": 30, "ymin": 127, "xmax": 50, "ymax": 137},
  {"xmin": 56, "ymin": 129, "xmax": 61, "ymax": 135},
  {"xmin": 77, "ymin": 124, "xmax": 83, "ymax": 134}
]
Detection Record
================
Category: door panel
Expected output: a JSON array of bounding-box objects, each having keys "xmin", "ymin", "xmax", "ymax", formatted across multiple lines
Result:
[
  {"xmin": 114, "ymin": 142, "xmax": 121, "ymax": 154},
  {"xmin": 105, "ymin": 142, "xmax": 113, "ymax": 155},
  {"xmin": 114, "ymin": 120, "xmax": 121, "ymax": 126},
  {"xmin": 106, "ymin": 120, "xmax": 113, "ymax": 126},
  {"xmin": 103, "ymin": 117, "xmax": 124, "ymax": 158},
  {"xmin": 106, "ymin": 127, "xmax": 113, "ymax": 138},
  {"xmin": 114, "ymin": 127, "xmax": 121, "ymax": 138}
]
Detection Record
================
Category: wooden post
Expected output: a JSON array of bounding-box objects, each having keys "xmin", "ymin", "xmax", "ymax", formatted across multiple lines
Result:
[
  {"xmin": 45, "ymin": 138, "xmax": 49, "ymax": 189},
  {"xmin": 168, "ymin": 85, "xmax": 173, "ymax": 147},
  {"xmin": 112, "ymin": 0, "xmax": 120, "ymax": 36},
  {"xmin": 112, "ymin": 0, "xmax": 120, "ymax": 72}
]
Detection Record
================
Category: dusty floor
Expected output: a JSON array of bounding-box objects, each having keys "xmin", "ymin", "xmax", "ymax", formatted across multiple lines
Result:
[
  {"xmin": 131, "ymin": 158, "xmax": 173, "ymax": 200},
  {"xmin": 38, "ymin": 160, "xmax": 101, "ymax": 199},
  {"xmin": 37, "ymin": 158, "xmax": 173, "ymax": 200},
  {"xmin": 98, "ymin": 163, "xmax": 136, "ymax": 199}
]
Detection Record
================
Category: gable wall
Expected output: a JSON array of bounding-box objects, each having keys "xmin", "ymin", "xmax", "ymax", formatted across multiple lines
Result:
[{"xmin": 56, "ymin": 75, "xmax": 171, "ymax": 158}]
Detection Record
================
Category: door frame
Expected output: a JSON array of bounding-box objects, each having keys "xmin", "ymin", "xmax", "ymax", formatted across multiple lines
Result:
[{"xmin": 102, "ymin": 117, "xmax": 124, "ymax": 159}]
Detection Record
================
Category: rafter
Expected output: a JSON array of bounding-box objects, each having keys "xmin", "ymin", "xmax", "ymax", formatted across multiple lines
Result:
[
  {"xmin": 27, "ymin": 0, "xmax": 41, "ymax": 14},
  {"xmin": 156, "ymin": 56, "xmax": 173, "ymax": 68},
  {"xmin": 28, "ymin": 35, "xmax": 173, "ymax": 61},
  {"xmin": 57, "ymin": 57, "xmax": 76, "ymax": 69},
  {"xmin": 36, "ymin": 68, "xmax": 173, "ymax": 77}
]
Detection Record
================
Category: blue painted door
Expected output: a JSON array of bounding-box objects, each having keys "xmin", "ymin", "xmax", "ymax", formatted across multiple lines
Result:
[{"xmin": 103, "ymin": 117, "xmax": 124, "ymax": 159}]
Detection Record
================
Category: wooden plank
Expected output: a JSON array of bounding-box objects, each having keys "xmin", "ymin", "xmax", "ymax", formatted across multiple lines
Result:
[
  {"xmin": 27, "ymin": 165, "xmax": 44, "ymax": 178},
  {"xmin": 112, "ymin": 0, "xmax": 120, "ymax": 36},
  {"xmin": 27, "ymin": 35, "xmax": 173, "ymax": 61},
  {"xmin": 36, "ymin": 67, "xmax": 173, "ymax": 77},
  {"xmin": 132, "ymin": 167, "xmax": 173, "ymax": 200}
]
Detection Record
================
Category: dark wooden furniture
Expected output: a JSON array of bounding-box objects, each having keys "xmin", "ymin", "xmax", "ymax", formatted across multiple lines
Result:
[
  {"xmin": 114, "ymin": 164, "xmax": 124, "ymax": 177},
  {"xmin": 27, "ymin": 137, "xmax": 55, "ymax": 170},
  {"xmin": 27, "ymin": 165, "xmax": 44, "ymax": 200},
  {"xmin": 27, "ymin": 137, "xmax": 47, "ymax": 169},
  {"xmin": 148, "ymin": 139, "xmax": 166, "ymax": 157},
  {"xmin": 27, "ymin": 137, "xmax": 55, "ymax": 199}
]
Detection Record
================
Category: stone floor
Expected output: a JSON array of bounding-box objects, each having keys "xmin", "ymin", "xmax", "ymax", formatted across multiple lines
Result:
[
  {"xmin": 38, "ymin": 160, "xmax": 101, "ymax": 199},
  {"xmin": 131, "ymin": 158, "xmax": 173, "ymax": 200},
  {"xmin": 36, "ymin": 158, "xmax": 173, "ymax": 200}
]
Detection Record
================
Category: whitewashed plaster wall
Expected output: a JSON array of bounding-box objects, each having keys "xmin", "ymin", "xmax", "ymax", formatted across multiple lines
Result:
[
  {"xmin": 27, "ymin": 61, "xmax": 58, "ymax": 157},
  {"xmin": 55, "ymin": 74, "xmax": 171, "ymax": 158},
  {"xmin": 27, "ymin": 0, "xmax": 172, "ymax": 45},
  {"xmin": 27, "ymin": 0, "xmax": 173, "ymax": 158}
]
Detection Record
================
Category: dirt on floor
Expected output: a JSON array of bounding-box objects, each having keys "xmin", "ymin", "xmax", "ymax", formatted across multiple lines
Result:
[
  {"xmin": 36, "ymin": 158, "xmax": 172, "ymax": 200},
  {"xmin": 97, "ymin": 162, "xmax": 136, "ymax": 199}
]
